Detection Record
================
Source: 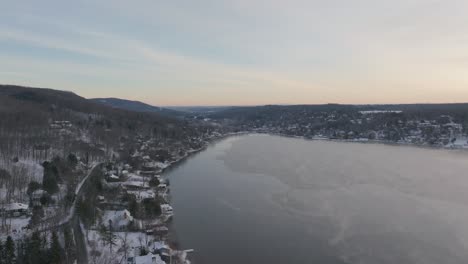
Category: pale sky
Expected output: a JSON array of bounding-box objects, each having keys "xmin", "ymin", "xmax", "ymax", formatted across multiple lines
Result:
[{"xmin": 1, "ymin": 0, "xmax": 468, "ymax": 106}]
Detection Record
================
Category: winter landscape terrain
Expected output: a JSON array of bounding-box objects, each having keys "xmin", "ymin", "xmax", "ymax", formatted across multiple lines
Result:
[{"xmin": 1, "ymin": 85, "xmax": 468, "ymax": 264}]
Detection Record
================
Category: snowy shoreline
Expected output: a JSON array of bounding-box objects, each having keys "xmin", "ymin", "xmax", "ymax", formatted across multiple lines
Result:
[
  {"xmin": 160, "ymin": 132, "xmax": 250, "ymax": 174},
  {"xmin": 257, "ymin": 132, "xmax": 468, "ymax": 152}
]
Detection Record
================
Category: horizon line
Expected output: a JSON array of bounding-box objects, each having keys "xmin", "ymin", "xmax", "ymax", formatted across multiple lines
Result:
[{"xmin": 3, "ymin": 83, "xmax": 468, "ymax": 108}]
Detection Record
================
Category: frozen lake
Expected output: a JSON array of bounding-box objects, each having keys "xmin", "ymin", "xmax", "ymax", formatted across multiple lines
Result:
[{"xmin": 166, "ymin": 134, "xmax": 468, "ymax": 264}]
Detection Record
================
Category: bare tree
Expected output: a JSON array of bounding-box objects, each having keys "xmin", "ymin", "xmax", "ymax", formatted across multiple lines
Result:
[{"xmin": 120, "ymin": 230, "xmax": 130, "ymax": 264}]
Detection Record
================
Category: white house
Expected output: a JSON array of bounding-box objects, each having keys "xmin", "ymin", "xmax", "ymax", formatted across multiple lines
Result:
[
  {"xmin": 160, "ymin": 204, "xmax": 173, "ymax": 216},
  {"xmin": 1, "ymin": 203, "xmax": 29, "ymax": 217},
  {"xmin": 128, "ymin": 253, "xmax": 166, "ymax": 264},
  {"xmin": 107, "ymin": 174, "xmax": 120, "ymax": 182},
  {"xmin": 123, "ymin": 181, "xmax": 149, "ymax": 190},
  {"xmin": 127, "ymin": 190, "xmax": 156, "ymax": 202},
  {"xmin": 153, "ymin": 241, "xmax": 171, "ymax": 262},
  {"xmin": 102, "ymin": 209, "xmax": 134, "ymax": 230}
]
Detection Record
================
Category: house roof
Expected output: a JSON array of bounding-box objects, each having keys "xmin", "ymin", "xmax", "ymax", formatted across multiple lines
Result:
[
  {"xmin": 3, "ymin": 203, "xmax": 29, "ymax": 211},
  {"xmin": 134, "ymin": 253, "xmax": 166, "ymax": 264},
  {"xmin": 153, "ymin": 241, "xmax": 170, "ymax": 251},
  {"xmin": 123, "ymin": 181, "xmax": 148, "ymax": 188},
  {"xmin": 102, "ymin": 209, "xmax": 133, "ymax": 228},
  {"xmin": 160, "ymin": 204, "xmax": 173, "ymax": 211}
]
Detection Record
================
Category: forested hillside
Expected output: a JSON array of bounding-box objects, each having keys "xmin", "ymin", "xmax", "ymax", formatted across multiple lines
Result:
[
  {"xmin": 0, "ymin": 84, "xmax": 208, "ymax": 214},
  {"xmin": 0, "ymin": 85, "xmax": 222, "ymax": 264}
]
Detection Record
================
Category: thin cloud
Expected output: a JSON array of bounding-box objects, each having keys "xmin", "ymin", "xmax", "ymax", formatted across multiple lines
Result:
[{"xmin": 1, "ymin": 0, "xmax": 468, "ymax": 104}]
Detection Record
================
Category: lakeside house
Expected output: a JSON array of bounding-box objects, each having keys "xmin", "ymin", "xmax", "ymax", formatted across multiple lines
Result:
[
  {"xmin": 107, "ymin": 174, "xmax": 120, "ymax": 182},
  {"xmin": 160, "ymin": 204, "xmax": 173, "ymax": 216},
  {"xmin": 49, "ymin": 120, "xmax": 72, "ymax": 129},
  {"xmin": 150, "ymin": 225, "xmax": 169, "ymax": 237},
  {"xmin": 127, "ymin": 190, "xmax": 156, "ymax": 202},
  {"xmin": 123, "ymin": 181, "xmax": 150, "ymax": 191},
  {"xmin": 153, "ymin": 241, "xmax": 172, "ymax": 262},
  {"xmin": 97, "ymin": 195, "xmax": 105, "ymax": 203},
  {"xmin": 127, "ymin": 253, "xmax": 166, "ymax": 264},
  {"xmin": 102, "ymin": 209, "xmax": 142, "ymax": 230},
  {"xmin": 140, "ymin": 171, "xmax": 156, "ymax": 177},
  {"xmin": 1, "ymin": 203, "xmax": 29, "ymax": 217}
]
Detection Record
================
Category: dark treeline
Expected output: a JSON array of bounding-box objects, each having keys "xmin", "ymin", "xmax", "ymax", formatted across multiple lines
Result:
[
  {"xmin": 208, "ymin": 104, "xmax": 357, "ymax": 121},
  {"xmin": 0, "ymin": 230, "xmax": 75, "ymax": 264},
  {"xmin": 210, "ymin": 103, "xmax": 468, "ymax": 124}
]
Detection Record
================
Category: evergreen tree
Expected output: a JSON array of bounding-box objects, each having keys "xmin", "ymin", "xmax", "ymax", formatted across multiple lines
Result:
[
  {"xmin": 48, "ymin": 232, "xmax": 63, "ymax": 264},
  {"xmin": 28, "ymin": 232, "xmax": 45, "ymax": 264},
  {"xmin": 15, "ymin": 238, "xmax": 28, "ymax": 264},
  {"xmin": 42, "ymin": 162, "xmax": 59, "ymax": 194},
  {"xmin": 26, "ymin": 181, "xmax": 41, "ymax": 197},
  {"xmin": 99, "ymin": 224, "xmax": 117, "ymax": 252},
  {"xmin": 149, "ymin": 177, "xmax": 160, "ymax": 187},
  {"xmin": 126, "ymin": 194, "xmax": 139, "ymax": 217},
  {"xmin": 0, "ymin": 239, "xmax": 4, "ymax": 264},
  {"xmin": 76, "ymin": 198, "xmax": 94, "ymax": 228},
  {"xmin": 29, "ymin": 206, "xmax": 44, "ymax": 227},
  {"xmin": 4, "ymin": 236, "xmax": 15, "ymax": 264},
  {"xmin": 63, "ymin": 227, "xmax": 75, "ymax": 264},
  {"xmin": 67, "ymin": 153, "xmax": 78, "ymax": 168}
]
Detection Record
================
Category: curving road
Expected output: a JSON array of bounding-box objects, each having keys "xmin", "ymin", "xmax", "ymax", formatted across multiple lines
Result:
[
  {"xmin": 73, "ymin": 163, "xmax": 102, "ymax": 264},
  {"xmin": 33, "ymin": 163, "xmax": 101, "ymax": 263}
]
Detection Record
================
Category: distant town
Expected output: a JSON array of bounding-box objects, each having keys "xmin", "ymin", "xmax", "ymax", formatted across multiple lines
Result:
[
  {"xmin": 94, "ymin": 97, "xmax": 468, "ymax": 149},
  {"xmin": 209, "ymin": 107, "xmax": 468, "ymax": 149}
]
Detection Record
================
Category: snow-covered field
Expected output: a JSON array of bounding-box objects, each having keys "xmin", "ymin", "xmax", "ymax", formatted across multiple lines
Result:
[
  {"xmin": 88, "ymin": 230, "xmax": 157, "ymax": 263},
  {"xmin": 0, "ymin": 217, "xmax": 29, "ymax": 240}
]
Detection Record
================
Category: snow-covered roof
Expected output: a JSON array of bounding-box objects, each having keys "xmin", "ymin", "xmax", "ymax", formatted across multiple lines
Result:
[
  {"xmin": 123, "ymin": 181, "xmax": 148, "ymax": 188},
  {"xmin": 102, "ymin": 210, "xmax": 133, "ymax": 228},
  {"xmin": 154, "ymin": 226, "xmax": 169, "ymax": 232},
  {"xmin": 145, "ymin": 161, "xmax": 169, "ymax": 169},
  {"xmin": 127, "ymin": 190, "xmax": 155, "ymax": 199},
  {"xmin": 160, "ymin": 204, "xmax": 172, "ymax": 209},
  {"xmin": 160, "ymin": 204, "xmax": 173, "ymax": 213},
  {"xmin": 128, "ymin": 174, "xmax": 145, "ymax": 181},
  {"xmin": 3, "ymin": 203, "xmax": 29, "ymax": 211},
  {"xmin": 153, "ymin": 241, "xmax": 170, "ymax": 251},
  {"xmin": 134, "ymin": 253, "xmax": 166, "ymax": 264}
]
